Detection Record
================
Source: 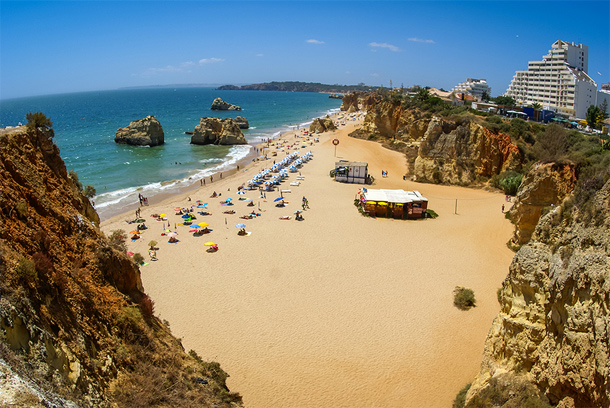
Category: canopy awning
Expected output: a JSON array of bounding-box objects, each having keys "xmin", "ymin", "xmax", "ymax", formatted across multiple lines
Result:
[{"xmin": 363, "ymin": 189, "xmax": 428, "ymax": 204}]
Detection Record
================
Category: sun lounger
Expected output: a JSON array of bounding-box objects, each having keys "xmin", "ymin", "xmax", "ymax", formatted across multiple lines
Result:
[
  {"xmin": 296, "ymin": 176, "xmax": 305, "ymax": 180},
  {"xmin": 281, "ymin": 189, "xmax": 291, "ymax": 193},
  {"xmin": 289, "ymin": 181, "xmax": 300, "ymax": 186}
]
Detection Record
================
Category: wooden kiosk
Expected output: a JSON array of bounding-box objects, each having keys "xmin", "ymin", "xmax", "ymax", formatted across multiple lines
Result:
[{"xmin": 359, "ymin": 189, "xmax": 428, "ymax": 219}]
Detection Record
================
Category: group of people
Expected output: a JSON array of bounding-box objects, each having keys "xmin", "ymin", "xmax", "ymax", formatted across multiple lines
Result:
[
  {"xmin": 138, "ymin": 193, "xmax": 149, "ymax": 206},
  {"xmin": 302, "ymin": 196, "xmax": 309, "ymax": 210},
  {"xmin": 381, "ymin": 170, "xmax": 389, "ymax": 178}
]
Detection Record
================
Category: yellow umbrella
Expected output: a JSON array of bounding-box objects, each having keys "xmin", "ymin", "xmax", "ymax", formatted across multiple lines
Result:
[
  {"xmin": 204, "ymin": 242, "xmax": 216, "ymax": 246},
  {"xmin": 159, "ymin": 213, "xmax": 166, "ymax": 217},
  {"xmin": 196, "ymin": 222, "xmax": 209, "ymax": 228}
]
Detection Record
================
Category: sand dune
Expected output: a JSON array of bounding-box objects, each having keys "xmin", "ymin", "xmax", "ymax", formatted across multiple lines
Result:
[{"xmin": 102, "ymin": 114, "xmax": 514, "ymax": 407}]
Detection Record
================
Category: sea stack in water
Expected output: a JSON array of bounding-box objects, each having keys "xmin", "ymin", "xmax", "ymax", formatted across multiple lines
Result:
[
  {"xmin": 310, "ymin": 116, "xmax": 336, "ymax": 133},
  {"xmin": 191, "ymin": 117, "xmax": 247, "ymax": 145},
  {"xmin": 210, "ymin": 97, "xmax": 242, "ymax": 111},
  {"xmin": 234, "ymin": 116, "xmax": 249, "ymax": 129},
  {"xmin": 115, "ymin": 115, "xmax": 164, "ymax": 146}
]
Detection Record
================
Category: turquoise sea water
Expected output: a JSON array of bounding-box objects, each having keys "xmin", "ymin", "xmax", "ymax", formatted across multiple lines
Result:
[{"xmin": 0, "ymin": 88, "xmax": 341, "ymax": 218}]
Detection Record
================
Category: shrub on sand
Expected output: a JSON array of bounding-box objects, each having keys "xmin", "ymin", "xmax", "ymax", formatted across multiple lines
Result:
[{"xmin": 453, "ymin": 286, "xmax": 476, "ymax": 310}]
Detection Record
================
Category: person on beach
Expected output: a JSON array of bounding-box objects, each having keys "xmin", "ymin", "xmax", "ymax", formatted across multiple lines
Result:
[
  {"xmin": 210, "ymin": 175, "xmax": 213, "ymax": 183},
  {"xmin": 502, "ymin": 204, "xmax": 505, "ymax": 213}
]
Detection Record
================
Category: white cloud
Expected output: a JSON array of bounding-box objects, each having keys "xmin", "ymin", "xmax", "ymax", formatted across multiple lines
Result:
[
  {"xmin": 198, "ymin": 57, "xmax": 224, "ymax": 65},
  {"xmin": 143, "ymin": 58, "xmax": 224, "ymax": 76},
  {"xmin": 369, "ymin": 42, "xmax": 400, "ymax": 52},
  {"xmin": 371, "ymin": 73, "xmax": 380, "ymax": 77},
  {"xmin": 256, "ymin": 54, "xmax": 264, "ymax": 57},
  {"xmin": 306, "ymin": 39, "xmax": 325, "ymax": 44},
  {"xmin": 407, "ymin": 37, "xmax": 435, "ymax": 44}
]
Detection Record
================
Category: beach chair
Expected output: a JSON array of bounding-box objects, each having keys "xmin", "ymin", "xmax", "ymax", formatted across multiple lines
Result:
[
  {"xmin": 289, "ymin": 181, "xmax": 300, "ymax": 186},
  {"xmin": 281, "ymin": 189, "xmax": 291, "ymax": 193}
]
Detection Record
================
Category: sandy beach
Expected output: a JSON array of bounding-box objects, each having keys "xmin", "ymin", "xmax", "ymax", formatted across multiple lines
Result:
[{"xmin": 101, "ymin": 113, "xmax": 515, "ymax": 408}]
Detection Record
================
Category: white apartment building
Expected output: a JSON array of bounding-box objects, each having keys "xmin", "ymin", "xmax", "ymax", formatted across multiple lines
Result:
[
  {"xmin": 451, "ymin": 78, "xmax": 491, "ymax": 100},
  {"xmin": 505, "ymin": 40, "xmax": 599, "ymax": 119}
]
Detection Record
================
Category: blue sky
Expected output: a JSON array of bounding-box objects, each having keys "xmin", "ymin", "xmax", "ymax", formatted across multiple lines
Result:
[{"xmin": 1, "ymin": 0, "xmax": 609, "ymax": 100}]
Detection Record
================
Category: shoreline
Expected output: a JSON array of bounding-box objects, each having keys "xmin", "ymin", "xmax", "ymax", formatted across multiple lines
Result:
[
  {"xmin": 100, "ymin": 111, "xmax": 514, "ymax": 408},
  {"xmin": 96, "ymin": 109, "xmax": 341, "ymax": 222}
]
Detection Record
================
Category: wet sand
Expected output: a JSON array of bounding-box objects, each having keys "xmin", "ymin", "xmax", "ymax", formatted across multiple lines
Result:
[{"xmin": 102, "ymin": 113, "xmax": 514, "ymax": 407}]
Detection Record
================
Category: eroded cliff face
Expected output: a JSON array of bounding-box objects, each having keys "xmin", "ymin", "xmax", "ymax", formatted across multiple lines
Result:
[
  {"xmin": 349, "ymin": 102, "xmax": 521, "ymax": 184},
  {"xmin": 0, "ymin": 127, "xmax": 241, "ymax": 407},
  {"xmin": 509, "ymin": 162, "xmax": 577, "ymax": 246},
  {"xmin": 466, "ymin": 179, "xmax": 610, "ymax": 408},
  {"xmin": 414, "ymin": 117, "xmax": 521, "ymax": 184}
]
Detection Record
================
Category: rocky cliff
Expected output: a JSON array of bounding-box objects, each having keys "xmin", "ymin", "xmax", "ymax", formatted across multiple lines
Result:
[
  {"xmin": 115, "ymin": 115, "xmax": 164, "ymax": 146},
  {"xmin": 309, "ymin": 117, "xmax": 336, "ymax": 133},
  {"xmin": 465, "ymin": 177, "xmax": 610, "ymax": 408},
  {"xmin": 350, "ymin": 101, "xmax": 521, "ymax": 184},
  {"xmin": 0, "ymin": 126, "xmax": 241, "ymax": 407},
  {"xmin": 210, "ymin": 97, "xmax": 241, "ymax": 111},
  {"xmin": 509, "ymin": 162, "xmax": 577, "ymax": 246},
  {"xmin": 234, "ymin": 116, "xmax": 249, "ymax": 129},
  {"xmin": 191, "ymin": 117, "xmax": 247, "ymax": 145}
]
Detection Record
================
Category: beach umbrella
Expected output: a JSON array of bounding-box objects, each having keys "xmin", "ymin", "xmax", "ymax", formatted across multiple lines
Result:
[
  {"xmin": 129, "ymin": 230, "xmax": 139, "ymax": 234},
  {"xmin": 204, "ymin": 242, "xmax": 217, "ymax": 246},
  {"xmin": 235, "ymin": 223, "xmax": 246, "ymax": 229},
  {"xmin": 274, "ymin": 197, "xmax": 283, "ymax": 202},
  {"xmin": 167, "ymin": 232, "xmax": 178, "ymax": 237},
  {"xmin": 226, "ymin": 198, "xmax": 233, "ymax": 201},
  {"xmin": 244, "ymin": 198, "xmax": 252, "ymax": 202},
  {"xmin": 294, "ymin": 210, "xmax": 301, "ymax": 214},
  {"xmin": 159, "ymin": 213, "xmax": 166, "ymax": 217},
  {"xmin": 237, "ymin": 191, "xmax": 245, "ymax": 195},
  {"xmin": 174, "ymin": 207, "xmax": 182, "ymax": 211},
  {"xmin": 181, "ymin": 214, "xmax": 191, "ymax": 219},
  {"xmin": 194, "ymin": 222, "xmax": 209, "ymax": 228}
]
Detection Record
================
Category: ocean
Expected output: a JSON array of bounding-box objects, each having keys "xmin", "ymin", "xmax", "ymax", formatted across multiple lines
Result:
[{"xmin": 0, "ymin": 88, "xmax": 341, "ymax": 219}]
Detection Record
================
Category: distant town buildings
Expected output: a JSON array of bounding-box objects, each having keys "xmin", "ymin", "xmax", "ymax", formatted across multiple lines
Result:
[
  {"xmin": 505, "ymin": 40, "xmax": 609, "ymax": 119},
  {"xmin": 451, "ymin": 78, "xmax": 491, "ymax": 100}
]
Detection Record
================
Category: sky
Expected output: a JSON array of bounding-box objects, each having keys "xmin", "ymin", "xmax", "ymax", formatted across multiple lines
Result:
[{"xmin": 1, "ymin": 0, "xmax": 609, "ymax": 100}]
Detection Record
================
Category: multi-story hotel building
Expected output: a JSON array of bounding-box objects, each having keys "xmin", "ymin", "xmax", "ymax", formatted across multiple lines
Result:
[
  {"xmin": 505, "ymin": 40, "xmax": 599, "ymax": 119},
  {"xmin": 451, "ymin": 78, "xmax": 491, "ymax": 100}
]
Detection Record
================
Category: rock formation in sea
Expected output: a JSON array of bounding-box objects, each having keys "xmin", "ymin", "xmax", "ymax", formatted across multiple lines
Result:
[
  {"xmin": 114, "ymin": 115, "xmax": 164, "ymax": 146},
  {"xmin": 509, "ymin": 162, "xmax": 577, "ymax": 246},
  {"xmin": 309, "ymin": 116, "xmax": 336, "ymax": 133},
  {"xmin": 191, "ymin": 117, "xmax": 247, "ymax": 145},
  {"xmin": 234, "ymin": 116, "xmax": 249, "ymax": 129},
  {"xmin": 210, "ymin": 97, "xmax": 241, "ymax": 111},
  {"xmin": 465, "ymin": 176, "xmax": 610, "ymax": 408},
  {"xmin": 0, "ymin": 125, "xmax": 242, "ymax": 407}
]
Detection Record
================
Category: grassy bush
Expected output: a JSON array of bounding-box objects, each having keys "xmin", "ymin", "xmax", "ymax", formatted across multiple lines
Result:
[
  {"xmin": 133, "ymin": 253, "xmax": 145, "ymax": 265},
  {"xmin": 491, "ymin": 171, "xmax": 523, "ymax": 196},
  {"xmin": 25, "ymin": 112, "xmax": 53, "ymax": 130},
  {"xmin": 16, "ymin": 257, "xmax": 37, "ymax": 282},
  {"xmin": 453, "ymin": 383, "xmax": 471, "ymax": 408},
  {"xmin": 426, "ymin": 209, "xmax": 439, "ymax": 218},
  {"xmin": 15, "ymin": 201, "xmax": 28, "ymax": 218},
  {"xmin": 108, "ymin": 229, "xmax": 127, "ymax": 252},
  {"xmin": 453, "ymin": 286, "xmax": 476, "ymax": 310},
  {"xmin": 83, "ymin": 185, "xmax": 96, "ymax": 198}
]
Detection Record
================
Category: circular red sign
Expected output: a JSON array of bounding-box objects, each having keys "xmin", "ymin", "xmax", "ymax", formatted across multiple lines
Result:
[{"xmin": 332, "ymin": 138, "xmax": 339, "ymax": 146}]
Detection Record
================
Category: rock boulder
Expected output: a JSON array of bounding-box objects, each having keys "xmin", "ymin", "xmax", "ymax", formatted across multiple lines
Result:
[
  {"xmin": 210, "ymin": 97, "xmax": 241, "ymax": 111},
  {"xmin": 115, "ymin": 115, "xmax": 164, "ymax": 146},
  {"xmin": 191, "ymin": 117, "xmax": 247, "ymax": 145},
  {"xmin": 309, "ymin": 117, "xmax": 336, "ymax": 133},
  {"xmin": 234, "ymin": 116, "xmax": 249, "ymax": 129}
]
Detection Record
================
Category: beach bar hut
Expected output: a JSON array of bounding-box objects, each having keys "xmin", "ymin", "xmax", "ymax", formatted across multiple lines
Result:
[
  {"xmin": 334, "ymin": 161, "xmax": 368, "ymax": 184},
  {"xmin": 361, "ymin": 189, "xmax": 428, "ymax": 219}
]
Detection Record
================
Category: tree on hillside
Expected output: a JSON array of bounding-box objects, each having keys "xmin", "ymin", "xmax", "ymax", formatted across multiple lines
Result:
[
  {"xmin": 481, "ymin": 91, "xmax": 490, "ymax": 102},
  {"xmin": 493, "ymin": 96, "xmax": 517, "ymax": 107},
  {"xmin": 416, "ymin": 88, "xmax": 431, "ymax": 102},
  {"xmin": 26, "ymin": 112, "xmax": 53, "ymax": 131},
  {"xmin": 600, "ymin": 99, "xmax": 609, "ymax": 120},
  {"xmin": 586, "ymin": 105, "xmax": 603, "ymax": 129}
]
